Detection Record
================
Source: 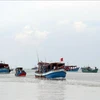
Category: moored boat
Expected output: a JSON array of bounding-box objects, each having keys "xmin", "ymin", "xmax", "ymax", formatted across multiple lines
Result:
[
  {"xmin": 0, "ymin": 61, "xmax": 11, "ymax": 73},
  {"xmin": 81, "ymin": 66, "xmax": 98, "ymax": 73},
  {"xmin": 35, "ymin": 62, "xmax": 66, "ymax": 79},
  {"xmin": 64, "ymin": 65, "xmax": 79, "ymax": 72},
  {"xmin": 15, "ymin": 67, "xmax": 26, "ymax": 76}
]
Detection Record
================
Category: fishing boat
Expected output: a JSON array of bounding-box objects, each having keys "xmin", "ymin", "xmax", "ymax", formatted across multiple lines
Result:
[
  {"xmin": 81, "ymin": 66, "xmax": 98, "ymax": 73},
  {"xmin": 0, "ymin": 61, "xmax": 11, "ymax": 73},
  {"xmin": 35, "ymin": 62, "xmax": 66, "ymax": 79},
  {"xmin": 64, "ymin": 65, "xmax": 79, "ymax": 72},
  {"xmin": 31, "ymin": 67, "xmax": 37, "ymax": 70},
  {"xmin": 15, "ymin": 67, "xmax": 26, "ymax": 76}
]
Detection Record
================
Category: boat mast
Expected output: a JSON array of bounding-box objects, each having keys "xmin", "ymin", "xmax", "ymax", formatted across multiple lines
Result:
[
  {"xmin": 67, "ymin": 62, "xmax": 69, "ymax": 66},
  {"xmin": 45, "ymin": 57, "xmax": 46, "ymax": 62},
  {"xmin": 36, "ymin": 50, "xmax": 39, "ymax": 63}
]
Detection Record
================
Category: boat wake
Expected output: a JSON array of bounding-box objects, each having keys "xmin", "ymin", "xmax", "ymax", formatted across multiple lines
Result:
[{"xmin": 66, "ymin": 79, "xmax": 100, "ymax": 87}]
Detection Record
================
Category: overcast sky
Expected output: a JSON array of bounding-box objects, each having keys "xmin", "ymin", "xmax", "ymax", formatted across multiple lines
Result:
[{"xmin": 0, "ymin": 1, "xmax": 100, "ymax": 68}]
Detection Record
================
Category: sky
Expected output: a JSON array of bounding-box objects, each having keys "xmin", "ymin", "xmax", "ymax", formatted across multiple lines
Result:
[{"xmin": 0, "ymin": 1, "xmax": 100, "ymax": 68}]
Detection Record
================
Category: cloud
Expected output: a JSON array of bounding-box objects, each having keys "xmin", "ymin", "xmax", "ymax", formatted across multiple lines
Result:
[
  {"xmin": 73, "ymin": 21, "xmax": 87, "ymax": 32},
  {"xmin": 15, "ymin": 25, "xmax": 49, "ymax": 46}
]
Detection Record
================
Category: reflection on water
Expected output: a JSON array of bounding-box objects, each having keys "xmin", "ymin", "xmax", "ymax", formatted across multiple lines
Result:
[{"xmin": 37, "ymin": 79, "xmax": 66, "ymax": 100}]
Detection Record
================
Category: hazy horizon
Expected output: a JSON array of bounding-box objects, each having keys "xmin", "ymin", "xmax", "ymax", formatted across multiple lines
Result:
[{"xmin": 0, "ymin": 1, "xmax": 100, "ymax": 68}]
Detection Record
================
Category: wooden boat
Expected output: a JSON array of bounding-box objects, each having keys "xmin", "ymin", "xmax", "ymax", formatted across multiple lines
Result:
[
  {"xmin": 81, "ymin": 67, "xmax": 98, "ymax": 73},
  {"xmin": 64, "ymin": 65, "xmax": 79, "ymax": 72},
  {"xmin": 35, "ymin": 62, "xmax": 66, "ymax": 79},
  {"xmin": 15, "ymin": 67, "xmax": 26, "ymax": 76},
  {"xmin": 0, "ymin": 61, "xmax": 11, "ymax": 73}
]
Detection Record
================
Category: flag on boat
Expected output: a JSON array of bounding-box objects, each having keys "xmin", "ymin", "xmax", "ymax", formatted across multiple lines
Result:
[{"xmin": 60, "ymin": 58, "xmax": 63, "ymax": 62}]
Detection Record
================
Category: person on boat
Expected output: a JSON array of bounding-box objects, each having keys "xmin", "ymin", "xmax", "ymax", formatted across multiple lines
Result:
[
  {"xmin": 95, "ymin": 67, "xmax": 97, "ymax": 69},
  {"xmin": 87, "ymin": 67, "xmax": 90, "ymax": 70},
  {"xmin": 22, "ymin": 70, "xmax": 25, "ymax": 73},
  {"xmin": 38, "ymin": 66, "xmax": 42, "ymax": 73},
  {"xmin": 16, "ymin": 69, "xmax": 21, "ymax": 76},
  {"xmin": 87, "ymin": 67, "xmax": 92, "ymax": 71},
  {"xmin": 42, "ymin": 66, "xmax": 46, "ymax": 73},
  {"xmin": 48, "ymin": 65, "xmax": 51, "ymax": 71},
  {"xmin": 53, "ymin": 66, "xmax": 56, "ymax": 70}
]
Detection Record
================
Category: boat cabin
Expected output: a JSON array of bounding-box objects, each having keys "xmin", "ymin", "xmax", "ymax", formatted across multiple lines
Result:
[
  {"xmin": 15, "ymin": 67, "xmax": 23, "ymax": 71},
  {"xmin": 37, "ymin": 62, "xmax": 65, "ymax": 73},
  {"xmin": 0, "ymin": 63, "xmax": 9, "ymax": 69}
]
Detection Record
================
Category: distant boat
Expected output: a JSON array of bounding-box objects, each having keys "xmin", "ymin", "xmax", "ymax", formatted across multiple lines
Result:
[
  {"xmin": 0, "ymin": 61, "xmax": 11, "ymax": 73},
  {"xmin": 31, "ymin": 67, "xmax": 37, "ymax": 70},
  {"xmin": 35, "ymin": 62, "xmax": 66, "ymax": 79},
  {"xmin": 15, "ymin": 67, "xmax": 26, "ymax": 76},
  {"xmin": 81, "ymin": 67, "xmax": 98, "ymax": 73},
  {"xmin": 64, "ymin": 65, "xmax": 79, "ymax": 72}
]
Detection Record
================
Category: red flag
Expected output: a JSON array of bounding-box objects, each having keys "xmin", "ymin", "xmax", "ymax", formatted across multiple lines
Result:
[{"xmin": 60, "ymin": 58, "xmax": 63, "ymax": 62}]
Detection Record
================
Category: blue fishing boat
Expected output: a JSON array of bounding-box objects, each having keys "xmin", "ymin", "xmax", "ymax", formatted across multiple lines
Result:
[
  {"xmin": 15, "ymin": 67, "xmax": 26, "ymax": 77},
  {"xmin": 64, "ymin": 65, "xmax": 79, "ymax": 72},
  {"xmin": 0, "ymin": 61, "xmax": 11, "ymax": 73},
  {"xmin": 35, "ymin": 62, "xmax": 66, "ymax": 79}
]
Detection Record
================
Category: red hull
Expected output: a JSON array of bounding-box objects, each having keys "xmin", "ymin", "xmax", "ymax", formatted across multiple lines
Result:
[{"xmin": 18, "ymin": 72, "xmax": 26, "ymax": 76}]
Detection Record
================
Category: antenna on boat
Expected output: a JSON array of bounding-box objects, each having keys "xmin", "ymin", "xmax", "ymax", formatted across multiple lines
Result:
[
  {"xmin": 0, "ymin": 61, "xmax": 3, "ymax": 63},
  {"xmin": 67, "ymin": 62, "xmax": 69, "ymax": 65},
  {"xmin": 36, "ymin": 50, "xmax": 39, "ymax": 63},
  {"xmin": 45, "ymin": 57, "xmax": 46, "ymax": 62}
]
